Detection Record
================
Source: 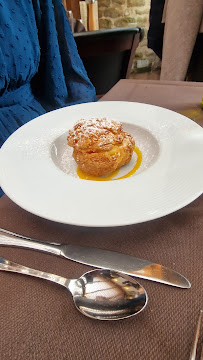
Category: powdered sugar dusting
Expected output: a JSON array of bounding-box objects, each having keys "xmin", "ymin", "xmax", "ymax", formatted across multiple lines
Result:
[
  {"xmin": 75, "ymin": 117, "xmax": 122, "ymax": 133},
  {"xmin": 67, "ymin": 118, "xmax": 127, "ymax": 151}
]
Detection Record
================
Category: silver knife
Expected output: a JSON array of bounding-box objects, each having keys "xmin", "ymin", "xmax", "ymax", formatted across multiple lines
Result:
[{"xmin": 0, "ymin": 228, "xmax": 190, "ymax": 288}]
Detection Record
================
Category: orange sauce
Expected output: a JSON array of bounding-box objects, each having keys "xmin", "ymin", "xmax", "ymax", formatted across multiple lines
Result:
[{"xmin": 77, "ymin": 146, "xmax": 142, "ymax": 181}]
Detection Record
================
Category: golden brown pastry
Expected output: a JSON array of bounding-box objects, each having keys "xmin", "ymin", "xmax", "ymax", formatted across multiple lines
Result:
[{"xmin": 67, "ymin": 118, "xmax": 135, "ymax": 176}]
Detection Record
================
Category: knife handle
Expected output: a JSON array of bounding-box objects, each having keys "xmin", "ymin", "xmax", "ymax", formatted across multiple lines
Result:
[{"xmin": 0, "ymin": 228, "xmax": 62, "ymax": 256}]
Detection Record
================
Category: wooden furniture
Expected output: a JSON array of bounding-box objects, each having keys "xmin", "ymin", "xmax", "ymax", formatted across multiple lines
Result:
[
  {"xmin": 74, "ymin": 27, "xmax": 143, "ymax": 96},
  {"xmin": 63, "ymin": 0, "xmax": 99, "ymax": 31},
  {"xmin": 100, "ymin": 80, "xmax": 203, "ymax": 126},
  {"xmin": 62, "ymin": 0, "xmax": 81, "ymax": 19}
]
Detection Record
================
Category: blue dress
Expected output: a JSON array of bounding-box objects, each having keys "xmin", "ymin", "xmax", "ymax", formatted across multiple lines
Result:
[{"xmin": 0, "ymin": 0, "xmax": 97, "ymax": 196}]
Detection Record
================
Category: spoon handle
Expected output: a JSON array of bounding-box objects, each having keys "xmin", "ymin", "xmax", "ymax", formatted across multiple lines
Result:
[
  {"xmin": 0, "ymin": 228, "xmax": 62, "ymax": 256},
  {"xmin": 0, "ymin": 257, "xmax": 69, "ymax": 288}
]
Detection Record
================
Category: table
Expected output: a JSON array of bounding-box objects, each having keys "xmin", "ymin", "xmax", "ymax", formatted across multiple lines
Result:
[
  {"xmin": 0, "ymin": 80, "xmax": 203, "ymax": 360},
  {"xmin": 101, "ymin": 80, "xmax": 203, "ymax": 127}
]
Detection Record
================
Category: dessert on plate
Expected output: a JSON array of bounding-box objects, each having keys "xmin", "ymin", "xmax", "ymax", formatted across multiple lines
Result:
[{"xmin": 67, "ymin": 118, "xmax": 135, "ymax": 177}]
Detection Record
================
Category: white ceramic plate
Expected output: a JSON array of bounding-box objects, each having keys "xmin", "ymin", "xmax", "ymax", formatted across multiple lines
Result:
[{"xmin": 1, "ymin": 101, "xmax": 203, "ymax": 227}]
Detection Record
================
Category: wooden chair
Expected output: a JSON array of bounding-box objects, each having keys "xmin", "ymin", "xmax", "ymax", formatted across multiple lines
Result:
[{"xmin": 73, "ymin": 27, "xmax": 144, "ymax": 97}]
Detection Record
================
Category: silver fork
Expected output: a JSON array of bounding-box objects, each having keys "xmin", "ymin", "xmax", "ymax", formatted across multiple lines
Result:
[{"xmin": 189, "ymin": 310, "xmax": 203, "ymax": 360}]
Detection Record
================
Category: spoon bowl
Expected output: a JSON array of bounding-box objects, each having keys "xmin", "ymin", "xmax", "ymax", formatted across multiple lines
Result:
[
  {"xmin": 70, "ymin": 269, "xmax": 147, "ymax": 320},
  {"xmin": 0, "ymin": 257, "xmax": 147, "ymax": 320}
]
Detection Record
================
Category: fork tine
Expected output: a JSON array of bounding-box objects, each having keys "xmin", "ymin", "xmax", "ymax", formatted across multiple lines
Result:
[{"xmin": 189, "ymin": 310, "xmax": 203, "ymax": 360}]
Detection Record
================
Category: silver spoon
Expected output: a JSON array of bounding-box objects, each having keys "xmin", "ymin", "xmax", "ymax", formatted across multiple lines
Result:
[{"xmin": 0, "ymin": 257, "xmax": 147, "ymax": 320}]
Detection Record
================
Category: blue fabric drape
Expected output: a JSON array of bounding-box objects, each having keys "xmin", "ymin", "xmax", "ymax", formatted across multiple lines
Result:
[{"xmin": 0, "ymin": 0, "xmax": 97, "ymax": 197}]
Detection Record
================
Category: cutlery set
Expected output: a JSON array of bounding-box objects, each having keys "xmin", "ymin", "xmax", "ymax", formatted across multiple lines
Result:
[{"xmin": 0, "ymin": 227, "xmax": 190, "ymax": 321}]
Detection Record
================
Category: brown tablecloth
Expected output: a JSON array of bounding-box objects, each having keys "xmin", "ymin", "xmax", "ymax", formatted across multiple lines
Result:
[{"xmin": 0, "ymin": 80, "xmax": 203, "ymax": 360}]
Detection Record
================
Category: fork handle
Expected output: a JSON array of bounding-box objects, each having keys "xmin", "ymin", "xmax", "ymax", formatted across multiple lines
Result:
[{"xmin": 189, "ymin": 310, "xmax": 203, "ymax": 360}]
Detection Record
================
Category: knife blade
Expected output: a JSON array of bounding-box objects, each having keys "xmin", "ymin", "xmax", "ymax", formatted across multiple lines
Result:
[{"xmin": 0, "ymin": 228, "xmax": 190, "ymax": 288}]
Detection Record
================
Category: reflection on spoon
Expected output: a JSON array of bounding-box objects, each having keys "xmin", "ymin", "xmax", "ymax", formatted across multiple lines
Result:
[
  {"xmin": 77, "ymin": 146, "xmax": 142, "ymax": 181},
  {"xmin": 0, "ymin": 257, "xmax": 148, "ymax": 320}
]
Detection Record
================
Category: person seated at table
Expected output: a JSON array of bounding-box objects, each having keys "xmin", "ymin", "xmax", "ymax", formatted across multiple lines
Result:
[
  {"xmin": 148, "ymin": 0, "xmax": 203, "ymax": 81},
  {"xmin": 0, "ymin": 0, "xmax": 97, "ymax": 197}
]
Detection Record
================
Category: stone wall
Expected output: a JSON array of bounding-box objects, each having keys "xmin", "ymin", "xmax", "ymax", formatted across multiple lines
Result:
[{"xmin": 98, "ymin": 0, "xmax": 159, "ymax": 73}]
